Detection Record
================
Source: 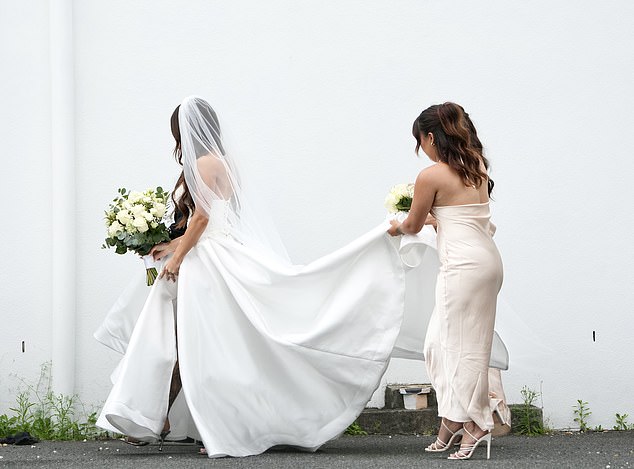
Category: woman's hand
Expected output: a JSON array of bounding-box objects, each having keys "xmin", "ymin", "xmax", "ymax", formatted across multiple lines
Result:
[
  {"xmin": 156, "ymin": 210, "xmax": 208, "ymax": 283},
  {"xmin": 160, "ymin": 255, "xmax": 182, "ymax": 283},
  {"xmin": 150, "ymin": 239, "xmax": 180, "ymax": 261},
  {"xmin": 388, "ymin": 220, "xmax": 402, "ymax": 237}
]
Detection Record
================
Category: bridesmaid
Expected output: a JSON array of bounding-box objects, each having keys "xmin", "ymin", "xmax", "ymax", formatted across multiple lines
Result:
[{"xmin": 388, "ymin": 102, "xmax": 503, "ymax": 460}]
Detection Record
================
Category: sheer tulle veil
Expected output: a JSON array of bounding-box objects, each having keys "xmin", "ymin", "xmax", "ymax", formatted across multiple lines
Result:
[
  {"xmin": 179, "ymin": 96, "xmax": 289, "ymax": 262},
  {"xmin": 178, "ymin": 96, "xmax": 509, "ymax": 369}
]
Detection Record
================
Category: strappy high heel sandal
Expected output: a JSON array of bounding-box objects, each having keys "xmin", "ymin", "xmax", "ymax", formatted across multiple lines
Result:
[
  {"xmin": 448, "ymin": 424, "xmax": 491, "ymax": 460},
  {"xmin": 425, "ymin": 420, "xmax": 464, "ymax": 452},
  {"xmin": 490, "ymin": 390, "xmax": 512, "ymax": 436},
  {"xmin": 120, "ymin": 436, "xmax": 149, "ymax": 447},
  {"xmin": 158, "ymin": 420, "xmax": 171, "ymax": 452}
]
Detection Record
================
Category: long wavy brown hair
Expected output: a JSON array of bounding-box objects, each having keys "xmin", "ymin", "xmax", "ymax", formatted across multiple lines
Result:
[
  {"xmin": 413, "ymin": 102, "xmax": 492, "ymax": 194},
  {"xmin": 170, "ymin": 105, "xmax": 195, "ymax": 230},
  {"xmin": 462, "ymin": 110, "xmax": 494, "ymax": 196}
]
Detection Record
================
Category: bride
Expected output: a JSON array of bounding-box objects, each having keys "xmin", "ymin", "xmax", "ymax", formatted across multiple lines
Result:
[{"xmin": 96, "ymin": 96, "xmax": 509, "ymax": 457}]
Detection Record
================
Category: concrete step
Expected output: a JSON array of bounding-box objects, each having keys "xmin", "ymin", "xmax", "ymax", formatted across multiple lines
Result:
[
  {"xmin": 354, "ymin": 407, "xmax": 527, "ymax": 436},
  {"xmin": 355, "ymin": 408, "xmax": 440, "ymax": 435},
  {"xmin": 353, "ymin": 384, "xmax": 543, "ymax": 436}
]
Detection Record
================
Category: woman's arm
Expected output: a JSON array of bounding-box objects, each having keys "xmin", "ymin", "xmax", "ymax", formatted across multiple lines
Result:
[
  {"xmin": 159, "ymin": 211, "xmax": 208, "ymax": 281},
  {"xmin": 388, "ymin": 168, "xmax": 437, "ymax": 236},
  {"xmin": 160, "ymin": 157, "xmax": 219, "ymax": 281}
]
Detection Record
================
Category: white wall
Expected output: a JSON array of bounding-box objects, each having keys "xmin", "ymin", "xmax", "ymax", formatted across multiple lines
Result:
[
  {"xmin": 1, "ymin": 0, "xmax": 633, "ymax": 430},
  {"xmin": 0, "ymin": 0, "xmax": 53, "ymax": 402}
]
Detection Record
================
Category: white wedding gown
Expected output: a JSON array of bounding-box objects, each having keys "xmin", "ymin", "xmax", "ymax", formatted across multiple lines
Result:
[{"xmin": 96, "ymin": 201, "xmax": 508, "ymax": 457}]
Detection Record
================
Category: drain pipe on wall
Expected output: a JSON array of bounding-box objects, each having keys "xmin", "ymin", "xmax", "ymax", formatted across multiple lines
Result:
[{"xmin": 50, "ymin": 0, "xmax": 76, "ymax": 396}]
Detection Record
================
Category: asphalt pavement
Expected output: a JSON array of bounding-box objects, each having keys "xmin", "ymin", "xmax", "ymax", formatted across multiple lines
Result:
[{"xmin": 1, "ymin": 432, "xmax": 633, "ymax": 468}]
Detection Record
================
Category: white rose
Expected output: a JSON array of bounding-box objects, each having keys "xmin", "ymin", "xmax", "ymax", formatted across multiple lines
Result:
[
  {"xmin": 132, "ymin": 217, "xmax": 149, "ymax": 233},
  {"xmin": 154, "ymin": 203, "xmax": 166, "ymax": 219},
  {"xmin": 128, "ymin": 191, "xmax": 144, "ymax": 203},
  {"xmin": 150, "ymin": 221, "xmax": 159, "ymax": 229},
  {"xmin": 393, "ymin": 184, "xmax": 406, "ymax": 196},
  {"xmin": 384, "ymin": 194, "xmax": 399, "ymax": 213},
  {"xmin": 130, "ymin": 204, "xmax": 146, "ymax": 216},
  {"xmin": 108, "ymin": 221, "xmax": 123, "ymax": 237},
  {"xmin": 117, "ymin": 209, "xmax": 132, "ymax": 225}
]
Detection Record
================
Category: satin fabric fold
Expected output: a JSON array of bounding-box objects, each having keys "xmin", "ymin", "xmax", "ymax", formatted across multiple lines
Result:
[
  {"xmin": 96, "ymin": 211, "xmax": 508, "ymax": 455},
  {"xmin": 98, "ymin": 219, "xmax": 408, "ymax": 456}
]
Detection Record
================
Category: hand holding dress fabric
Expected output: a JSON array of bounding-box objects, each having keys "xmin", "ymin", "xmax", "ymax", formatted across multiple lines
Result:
[{"xmin": 95, "ymin": 97, "xmax": 510, "ymax": 459}]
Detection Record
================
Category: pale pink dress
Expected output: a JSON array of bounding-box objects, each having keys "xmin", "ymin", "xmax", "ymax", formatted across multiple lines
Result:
[{"xmin": 423, "ymin": 202, "xmax": 503, "ymax": 431}]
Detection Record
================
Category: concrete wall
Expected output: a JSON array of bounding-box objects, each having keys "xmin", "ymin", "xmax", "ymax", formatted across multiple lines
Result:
[
  {"xmin": 1, "ymin": 0, "xmax": 633, "ymax": 430},
  {"xmin": 0, "ymin": 0, "xmax": 53, "ymax": 400}
]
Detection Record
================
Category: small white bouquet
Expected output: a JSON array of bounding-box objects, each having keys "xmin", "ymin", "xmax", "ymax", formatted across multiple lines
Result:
[
  {"xmin": 384, "ymin": 183, "xmax": 414, "ymax": 213},
  {"xmin": 103, "ymin": 187, "xmax": 171, "ymax": 285}
]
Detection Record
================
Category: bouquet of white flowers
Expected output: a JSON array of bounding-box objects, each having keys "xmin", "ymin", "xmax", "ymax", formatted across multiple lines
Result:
[
  {"xmin": 384, "ymin": 183, "xmax": 415, "ymax": 213},
  {"xmin": 103, "ymin": 187, "xmax": 171, "ymax": 285}
]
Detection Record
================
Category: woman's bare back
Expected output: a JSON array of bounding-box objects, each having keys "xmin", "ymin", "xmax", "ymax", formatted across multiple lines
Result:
[{"xmin": 429, "ymin": 162, "xmax": 489, "ymax": 207}]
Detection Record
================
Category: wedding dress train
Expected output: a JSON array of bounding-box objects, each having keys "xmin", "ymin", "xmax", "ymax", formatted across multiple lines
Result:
[
  {"xmin": 96, "ymin": 204, "xmax": 508, "ymax": 456},
  {"xmin": 96, "ymin": 96, "xmax": 508, "ymax": 456},
  {"xmin": 98, "ymin": 201, "xmax": 407, "ymax": 456}
]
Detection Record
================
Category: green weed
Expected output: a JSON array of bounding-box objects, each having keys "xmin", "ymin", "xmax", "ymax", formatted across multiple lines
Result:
[
  {"xmin": 0, "ymin": 362, "xmax": 109, "ymax": 440},
  {"xmin": 613, "ymin": 413, "xmax": 634, "ymax": 431},
  {"xmin": 514, "ymin": 385, "xmax": 545, "ymax": 436},
  {"xmin": 573, "ymin": 399, "xmax": 591, "ymax": 432},
  {"xmin": 344, "ymin": 422, "xmax": 368, "ymax": 435}
]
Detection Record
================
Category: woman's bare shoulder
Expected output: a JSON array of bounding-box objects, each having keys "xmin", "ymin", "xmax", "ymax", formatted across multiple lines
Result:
[
  {"xmin": 196, "ymin": 155, "xmax": 228, "ymax": 189},
  {"xmin": 197, "ymin": 154, "xmax": 226, "ymax": 174},
  {"xmin": 416, "ymin": 163, "xmax": 453, "ymax": 183}
]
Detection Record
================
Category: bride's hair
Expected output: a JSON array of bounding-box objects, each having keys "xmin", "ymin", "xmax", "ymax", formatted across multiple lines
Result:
[
  {"xmin": 170, "ymin": 105, "xmax": 195, "ymax": 230},
  {"xmin": 413, "ymin": 102, "xmax": 490, "ymax": 193},
  {"xmin": 170, "ymin": 100, "xmax": 227, "ymax": 229}
]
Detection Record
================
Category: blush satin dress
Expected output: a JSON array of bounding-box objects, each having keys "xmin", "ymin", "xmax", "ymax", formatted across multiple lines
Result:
[{"xmin": 423, "ymin": 202, "xmax": 504, "ymax": 431}]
